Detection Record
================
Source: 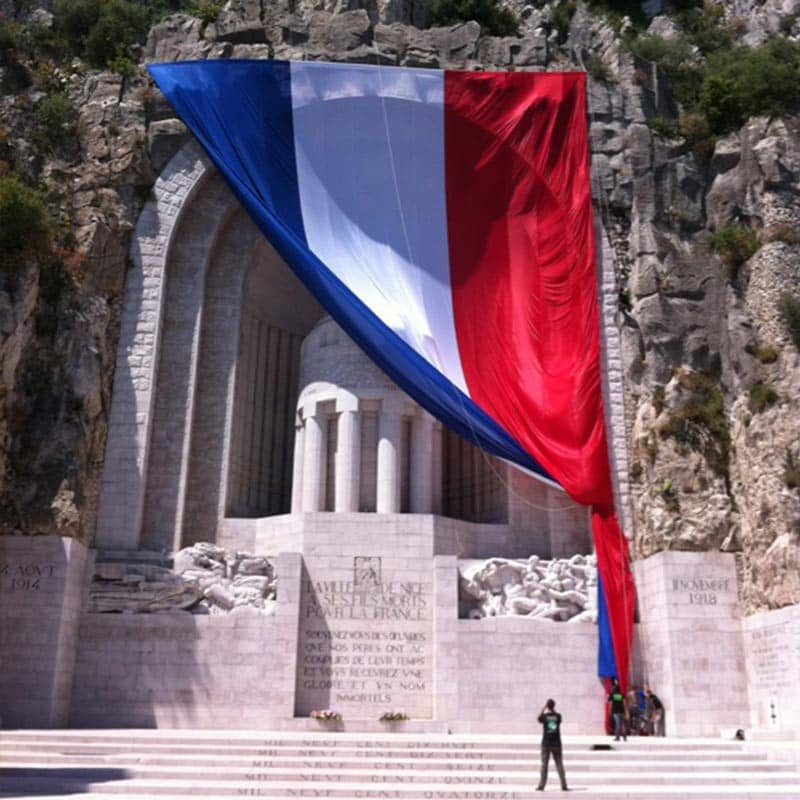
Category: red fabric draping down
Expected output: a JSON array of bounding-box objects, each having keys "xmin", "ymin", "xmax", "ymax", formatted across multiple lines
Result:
[{"xmin": 444, "ymin": 70, "xmax": 635, "ymax": 690}]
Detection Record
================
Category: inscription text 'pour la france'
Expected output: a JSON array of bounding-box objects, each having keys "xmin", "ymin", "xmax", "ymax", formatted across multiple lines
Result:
[{"xmin": 305, "ymin": 581, "xmax": 427, "ymax": 621}]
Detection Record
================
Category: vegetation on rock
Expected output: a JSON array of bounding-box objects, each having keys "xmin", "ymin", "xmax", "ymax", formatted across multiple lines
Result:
[
  {"xmin": 709, "ymin": 226, "xmax": 761, "ymax": 270},
  {"xmin": 779, "ymin": 292, "xmax": 800, "ymax": 348},
  {"xmin": 33, "ymin": 91, "xmax": 78, "ymax": 151},
  {"xmin": 754, "ymin": 345, "xmax": 779, "ymax": 365},
  {"xmin": 426, "ymin": 0, "xmax": 518, "ymax": 36},
  {"xmin": 658, "ymin": 371, "xmax": 730, "ymax": 481},
  {"xmin": 700, "ymin": 39, "xmax": 800, "ymax": 133},
  {"xmin": 547, "ymin": 1, "xmax": 576, "ymax": 43},
  {"xmin": 629, "ymin": 12, "xmax": 800, "ymax": 138},
  {"xmin": 748, "ymin": 381, "xmax": 779, "ymax": 413},
  {"xmin": 0, "ymin": 174, "xmax": 51, "ymax": 273},
  {"xmin": 785, "ymin": 450, "xmax": 800, "ymax": 490}
]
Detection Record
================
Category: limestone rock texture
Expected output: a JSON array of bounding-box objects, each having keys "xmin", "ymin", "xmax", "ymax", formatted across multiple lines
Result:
[{"xmin": 0, "ymin": 0, "xmax": 798, "ymax": 613}]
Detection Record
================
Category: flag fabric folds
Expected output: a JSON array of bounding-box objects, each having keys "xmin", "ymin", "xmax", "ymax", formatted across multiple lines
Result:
[{"xmin": 148, "ymin": 59, "xmax": 636, "ymax": 690}]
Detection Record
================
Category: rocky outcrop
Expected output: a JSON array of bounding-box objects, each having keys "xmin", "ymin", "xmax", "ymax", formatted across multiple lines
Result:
[{"xmin": 0, "ymin": 64, "xmax": 155, "ymax": 542}]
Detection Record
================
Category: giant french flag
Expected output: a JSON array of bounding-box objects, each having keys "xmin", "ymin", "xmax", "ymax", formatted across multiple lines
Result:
[{"xmin": 149, "ymin": 60, "xmax": 635, "ymax": 690}]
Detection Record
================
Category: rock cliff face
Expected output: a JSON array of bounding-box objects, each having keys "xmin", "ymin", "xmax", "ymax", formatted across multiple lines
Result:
[{"xmin": 0, "ymin": 0, "xmax": 798, "ymax": 612}]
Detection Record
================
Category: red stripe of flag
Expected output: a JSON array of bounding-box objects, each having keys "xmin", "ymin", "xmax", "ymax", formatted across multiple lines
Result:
[{"xmin": 443, "ymin": 69, "xmax": 635, "ymax": 690}]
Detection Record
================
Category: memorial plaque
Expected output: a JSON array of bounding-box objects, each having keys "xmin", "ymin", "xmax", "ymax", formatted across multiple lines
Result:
[
  {"xmin": 296, "ymin": 554, "xmax": 433, "ymax": 719},
  {"xmin": 745, "ymin": 611, "xmax": 800, "ymax": 729}
]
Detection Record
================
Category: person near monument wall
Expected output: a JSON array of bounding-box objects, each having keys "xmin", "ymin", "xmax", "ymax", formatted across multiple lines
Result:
[
  {"xmin": 645, "ymin": 686, "xmax": 665, "ymax": 736},
  {"xmin": 536, "ymin": 699, "xmax": 569, "ymax": 792},
  {"xmin": 608, "ymin": 680, "xmax": 628, "ymax": 741}
]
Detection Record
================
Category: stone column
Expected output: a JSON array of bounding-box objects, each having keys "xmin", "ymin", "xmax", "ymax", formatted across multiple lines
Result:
[
  {"xmin": 335, "ymin": 391, "xmax": 360, "ymax": 512},
  {"xmin": 290, "ymin": 412, "xmax": 305, "ymax": 513},
  {"xmin": 431, "ymin": 422, "xmax": 443, "ymax": 515},
  {"xmin": 433, "ymin": 555, "xmax": 459, "ymax": 722},
  {"xmin": 376, "ymin": 396, "xmax": 403, "ymax": 513},
  {"xmin": 300, "ymin": 401, "xmax": 324, "ymax": 512},
  {"xmin": 410, "ymin": 410, "xmax": 434, "ymax": 513}
]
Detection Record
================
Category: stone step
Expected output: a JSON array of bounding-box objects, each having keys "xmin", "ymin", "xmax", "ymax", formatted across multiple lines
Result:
[
  {"xmin": 0, "ymin": 731, "xmax": 753, "ymax": 753},
  {"xmin": 2, "ymin": 778, "xmax": 800, "ymax": 800},
  {"xmin": 0, "ymin": 741, "xmax": 771, "ymax": 760},
  {"xmin": 3, "ymin": 751, "xmax": 787, "ymax": 771},
  {"xmin": 3, "ymin": 763, "xmax": 798, "ymax": 786},
  {"xmin": 0, "ymin": 736, "xmax": 755, "ymax": 757}
]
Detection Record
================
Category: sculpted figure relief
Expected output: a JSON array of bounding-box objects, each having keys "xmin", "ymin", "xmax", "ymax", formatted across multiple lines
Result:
[
  {"xmin": 459, "ymin": 554, "xmax": 598, "ymax": 623},
  {"xmin": 88, "ymin": 543, "xmax": 277, "ymax": 615}
]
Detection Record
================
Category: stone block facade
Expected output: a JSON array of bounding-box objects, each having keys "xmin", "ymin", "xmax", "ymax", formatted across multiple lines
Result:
[
  {"xmin": 3, "ymin": 533, "xmax": 797, "ymax": 738},
  {"xmin": 70, "ymin": 552, "xmax": 301, "ymax": 728},
  {"xmin": 0, "ymin": 536, "xmax": 89, "ymax": 727},
  {"xmin": 743, "ymin": 604, "xmax": 800, "ymax": 733},
  {"xmin": 633, "ymin": 551, "xmax": 750, "ymax": 736}
]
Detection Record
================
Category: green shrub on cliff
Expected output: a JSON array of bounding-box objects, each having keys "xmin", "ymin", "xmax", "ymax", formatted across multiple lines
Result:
[
  {"xmin": 779, "ymin": 292, "xmax": 800, "ymax": 348},
  {"xmin": 33, "ymin": 92, "xmax": 78, "ymax": 151},
  {"xmin": 548, "ymin": 1, "xmax": 576, "ymax": 43},
  {"xmin": 628, "ymin": 17, "xmax": 800, "ymax": 136},
  {"xmin": 426, "ymin": 0, "xmax": 518, "ymax": 36},
  {"xmin": 709, "ymin": 226, "xmax": 761, "ymax": 269},
  {"xmin": 628, "ymin": 34, "xmax": 702, "ymax": 108},
  {"xmin": 748, "ymin": 381, "xmax": 779, "ymax": 413},
  {"xmin": 0, "ymin": 176, "xmax": 51, "ymax": 274},
  {"xmin": 699, "ymin": 39, "xmax": 800, "ymax": 133},
  {"xmin": 0, "ymin": 18, "xmax": 20, "ymax": 65},
  {"xmin": 658, "ymin": 371, "xmax": 730, "ymax": 480},
  {"xmin": 53, "ymin": 0, "xmax": 150, "ymax": 68}
]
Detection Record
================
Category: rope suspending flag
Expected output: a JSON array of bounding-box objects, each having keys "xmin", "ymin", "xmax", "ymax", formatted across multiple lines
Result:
[{"xmin": 149, "ymin": 59, "xmax": 636, "ymax": 690}]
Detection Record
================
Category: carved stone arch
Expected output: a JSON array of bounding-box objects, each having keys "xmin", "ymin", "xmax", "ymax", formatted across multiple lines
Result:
[
  {"xmin": 96, "ymin": 140, "xmax": 324, "ymax": 552},
  {"xmin": 97, "ymin": 141, "xmax": 216, "ymax": 550}
]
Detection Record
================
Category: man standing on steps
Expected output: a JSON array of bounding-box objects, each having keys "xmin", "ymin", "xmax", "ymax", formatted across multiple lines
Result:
[
  {"xmin": 608, "ymin": 679, "xmax": 628, "ymax": 741},
  {"xmin": 536, "ymin": 698, "xmax": 569, "ymax": 792}
]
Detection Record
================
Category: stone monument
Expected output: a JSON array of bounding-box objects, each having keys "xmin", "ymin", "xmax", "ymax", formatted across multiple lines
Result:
[{"xmin": 0, "ymin": 141, "xmax": 797, "ymax": 738}]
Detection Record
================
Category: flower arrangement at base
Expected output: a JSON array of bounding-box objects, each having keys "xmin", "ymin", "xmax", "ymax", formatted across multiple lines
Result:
[
  {"xmin": 310, "ymin": 709, "xmax": 342, "ymax": 721},
  {"xmin": 379, "ymin": 710, "xmax": 409, "ymax": 722}
]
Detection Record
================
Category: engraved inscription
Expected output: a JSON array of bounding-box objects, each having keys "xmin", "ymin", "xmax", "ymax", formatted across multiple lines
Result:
[
  {"xmin": 748, "ymin": 626, "xmax": 795, "ymax": 694},
  {"xmin": 671, "ymin": 576, "xmax": 730, "ymax": 605},
  {"xmin": 297, "ymin": 555, "xmax": 432, "ymax": 715},
  {"xmin": 0, "ymin": 562, "xmax": 58, "ymax": 592}
]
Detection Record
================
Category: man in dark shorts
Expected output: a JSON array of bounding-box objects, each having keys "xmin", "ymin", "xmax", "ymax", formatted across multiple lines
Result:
[{"xmin": 536, "ymin": 698, "xmax": 569, "ymax": 792}]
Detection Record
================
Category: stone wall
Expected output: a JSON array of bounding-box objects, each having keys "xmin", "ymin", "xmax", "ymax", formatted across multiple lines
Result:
[
  {"xmin": 743, "ymin": 605, "xmax": 800, "ymax": 733},
  {"xmin": 433, "ymin": 556, "xmax": 605, "ymax": 734},
  {"xmin": 0, "ymin": 536, "xmax": 89, "ymax": 727},
  {"xmin": 5, "ymin": 534, "xmax": 798, "ymax": 737},
  {"xmin": 69, "ymin": 553, "xmax": 301, "ymax": 728},
  {"xmin": 634, "ymin": 551, "xmax": 750, "ymax": 736}
]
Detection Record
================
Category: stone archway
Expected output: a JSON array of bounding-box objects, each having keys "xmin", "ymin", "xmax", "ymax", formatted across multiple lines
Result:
[
  {"xmin": 95, "ymin": 142, "xmax": 323, "ymax": 552},
  {"xmin": 96, "ymin": 140, "xmax": 624, "ymax": 557}
]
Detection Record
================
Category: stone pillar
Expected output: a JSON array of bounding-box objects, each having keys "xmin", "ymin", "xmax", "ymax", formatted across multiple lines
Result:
[
  {"xmin": 433, "ymin": 555, "xmax": 459, "ymax": 722},
  {"xmin": 300, "ymin": 402, "xmax": 324, "ymax": 512},
  {"xmin": 335, "ymin": 392, "xmax": 360, "ymax": 512},
  {"xmin": 633, "ymin": 551, "xmax": 749, "ymax": 736},
  {"xmin": 410, "ymin": 410, "xmax": 434, "ymax": 513},
  {"xmin": 0, "ymin": 536, "xmax": 89, "ymax": 727},
  {"xmin": 290, "ymin": 413, "xmax": 304, "ymax": 513},
  {"xmin": 376, "ymin": 396, "xmax": 403, "ymax": 513},
  {"xmin": 431, "ymin": 422, "xmax": 443, "ymax": 515}
]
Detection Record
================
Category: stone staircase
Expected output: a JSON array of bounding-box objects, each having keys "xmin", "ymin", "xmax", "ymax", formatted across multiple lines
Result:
[{"xmin": 2, "ymin": 730, "xmax": 800, "ymax": 799}]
